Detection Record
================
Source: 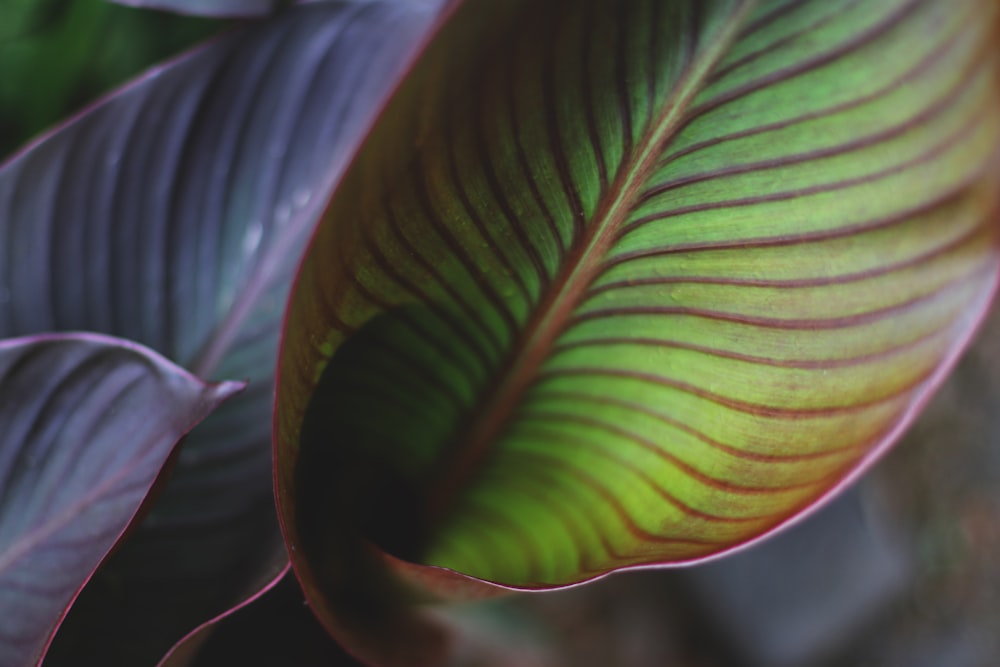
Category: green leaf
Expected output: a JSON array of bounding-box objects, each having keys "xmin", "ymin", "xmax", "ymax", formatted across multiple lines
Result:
[{"xmin": 276, "ymin": 0, "xmax": 1000, "ymax": 638}]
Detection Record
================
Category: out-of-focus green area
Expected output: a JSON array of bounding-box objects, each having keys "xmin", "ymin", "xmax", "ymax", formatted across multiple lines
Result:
[{"xmin": 0, "ymin": 0, "xmax": 223, "ymax": 157}]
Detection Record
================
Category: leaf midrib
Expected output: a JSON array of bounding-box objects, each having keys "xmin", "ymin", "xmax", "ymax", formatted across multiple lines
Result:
[{"xmin": 425, "ymin": 0, "xmax": 756, "ymax": 523}]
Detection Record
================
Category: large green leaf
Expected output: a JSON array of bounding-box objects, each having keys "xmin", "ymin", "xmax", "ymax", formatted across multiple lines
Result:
[{"xmin": 276, "ymin": 0, "xmax": 1000, "ymax": 653}]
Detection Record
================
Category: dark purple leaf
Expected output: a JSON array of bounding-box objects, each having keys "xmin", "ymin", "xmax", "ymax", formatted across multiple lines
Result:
[
  {"xmin": 161, "ymin": 569, "xmax": 364, "ymax": 667},
  {"xmin": 0, "ymin": 333, "xmax": 239, "ymax": 667},
  {"xmin": 156, "ymin": 563, "xmax": 290, "ymax": 667},
  {"xmin": 0, "ymin": 1, "xmax": 441, "ymax": 663}
]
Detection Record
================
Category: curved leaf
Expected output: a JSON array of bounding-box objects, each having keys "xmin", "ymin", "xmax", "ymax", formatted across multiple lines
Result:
[
  {"xmin": 0, "ymin": 1, "xmax": 441, "ymax": 663},
  {"xmin": 276, "ymin": 0, "xmax": 1000, "ymax": 630},
  {"xmin": 155, "ymin": 562, "xmax": 290, "ymax": 667},
  {"xmin": 161, "ymin": 569, "xmax": 365, "ymax": 667},
  {"xmin": 0, "ymin": 333, "xmax": 239, "ymax": 667}
]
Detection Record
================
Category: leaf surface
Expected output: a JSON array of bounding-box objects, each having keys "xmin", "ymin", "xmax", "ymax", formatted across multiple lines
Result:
[
  {"xmin": 0, "ymin": 333, "xmax": 238, "ymax": 667},
  {"xmin": 276, "ymin": 0, "xmax": 1000, "ymax": 645},
  {"xmin": 0, "ymin": 1, "xmax": 440, "ymax": 663}
]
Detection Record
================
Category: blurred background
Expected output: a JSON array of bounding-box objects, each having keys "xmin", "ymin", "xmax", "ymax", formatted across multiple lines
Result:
[
  {"xmin": 0, "ymin": 0, "xmax": 219, "ymax": 156},
  {"xmin": 3, "ymin": 1, "xmax": 998, "ymax": 665}
]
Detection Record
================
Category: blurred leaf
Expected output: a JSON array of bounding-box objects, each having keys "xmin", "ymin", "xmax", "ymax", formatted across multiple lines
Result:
[
  {"xmin": 0, "ymin": 1, "xmax": 441, "ymax": 664},
  {"xmin": 106, "ymin": 0, "xmax": 279, "ymax": 17},
  {"xmin": 275, "ymin": 0, "xmax": 1000, "ymax": 661},
  {"xmin": 0, "ymin": 333, "xmax": 239, "ymax": 667}
]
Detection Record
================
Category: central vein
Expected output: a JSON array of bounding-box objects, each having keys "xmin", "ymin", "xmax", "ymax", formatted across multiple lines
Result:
[{"xmin": 424, "ymin": 0, "xmax": 755, "ymax": 527}]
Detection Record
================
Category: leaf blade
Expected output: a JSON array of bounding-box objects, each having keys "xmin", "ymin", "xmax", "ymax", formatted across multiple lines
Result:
[{"xmin": 277, "ymin": 0, "xmax": 1000, "ymax": 604}]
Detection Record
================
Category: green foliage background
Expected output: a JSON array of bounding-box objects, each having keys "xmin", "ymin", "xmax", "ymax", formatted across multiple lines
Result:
[{"xmin": 0, "ymin": 0, "xmax": 220, "ymax": 156}]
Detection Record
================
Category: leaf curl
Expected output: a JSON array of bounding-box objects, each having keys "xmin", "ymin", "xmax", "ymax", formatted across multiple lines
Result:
[
  {"xmin": 276, "ymin": 0, "xmax": 1000, "ymax": 657},
  {"xmin": 0, "ymin": 334, "xmax": 239, "ymax": 667}
]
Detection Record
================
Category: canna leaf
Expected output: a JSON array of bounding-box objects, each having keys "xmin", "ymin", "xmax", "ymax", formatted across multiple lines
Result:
[
  {"xmin": 276, "ymin": 0, "xmax": 1000, "ymax": 647},
  {"xmin": 0, "ymin": 333, "xmax": 239, "ymax": 667},
  {"xmin": 0, "ymin": 1, "xmax": 440, "ymax": 663}
]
